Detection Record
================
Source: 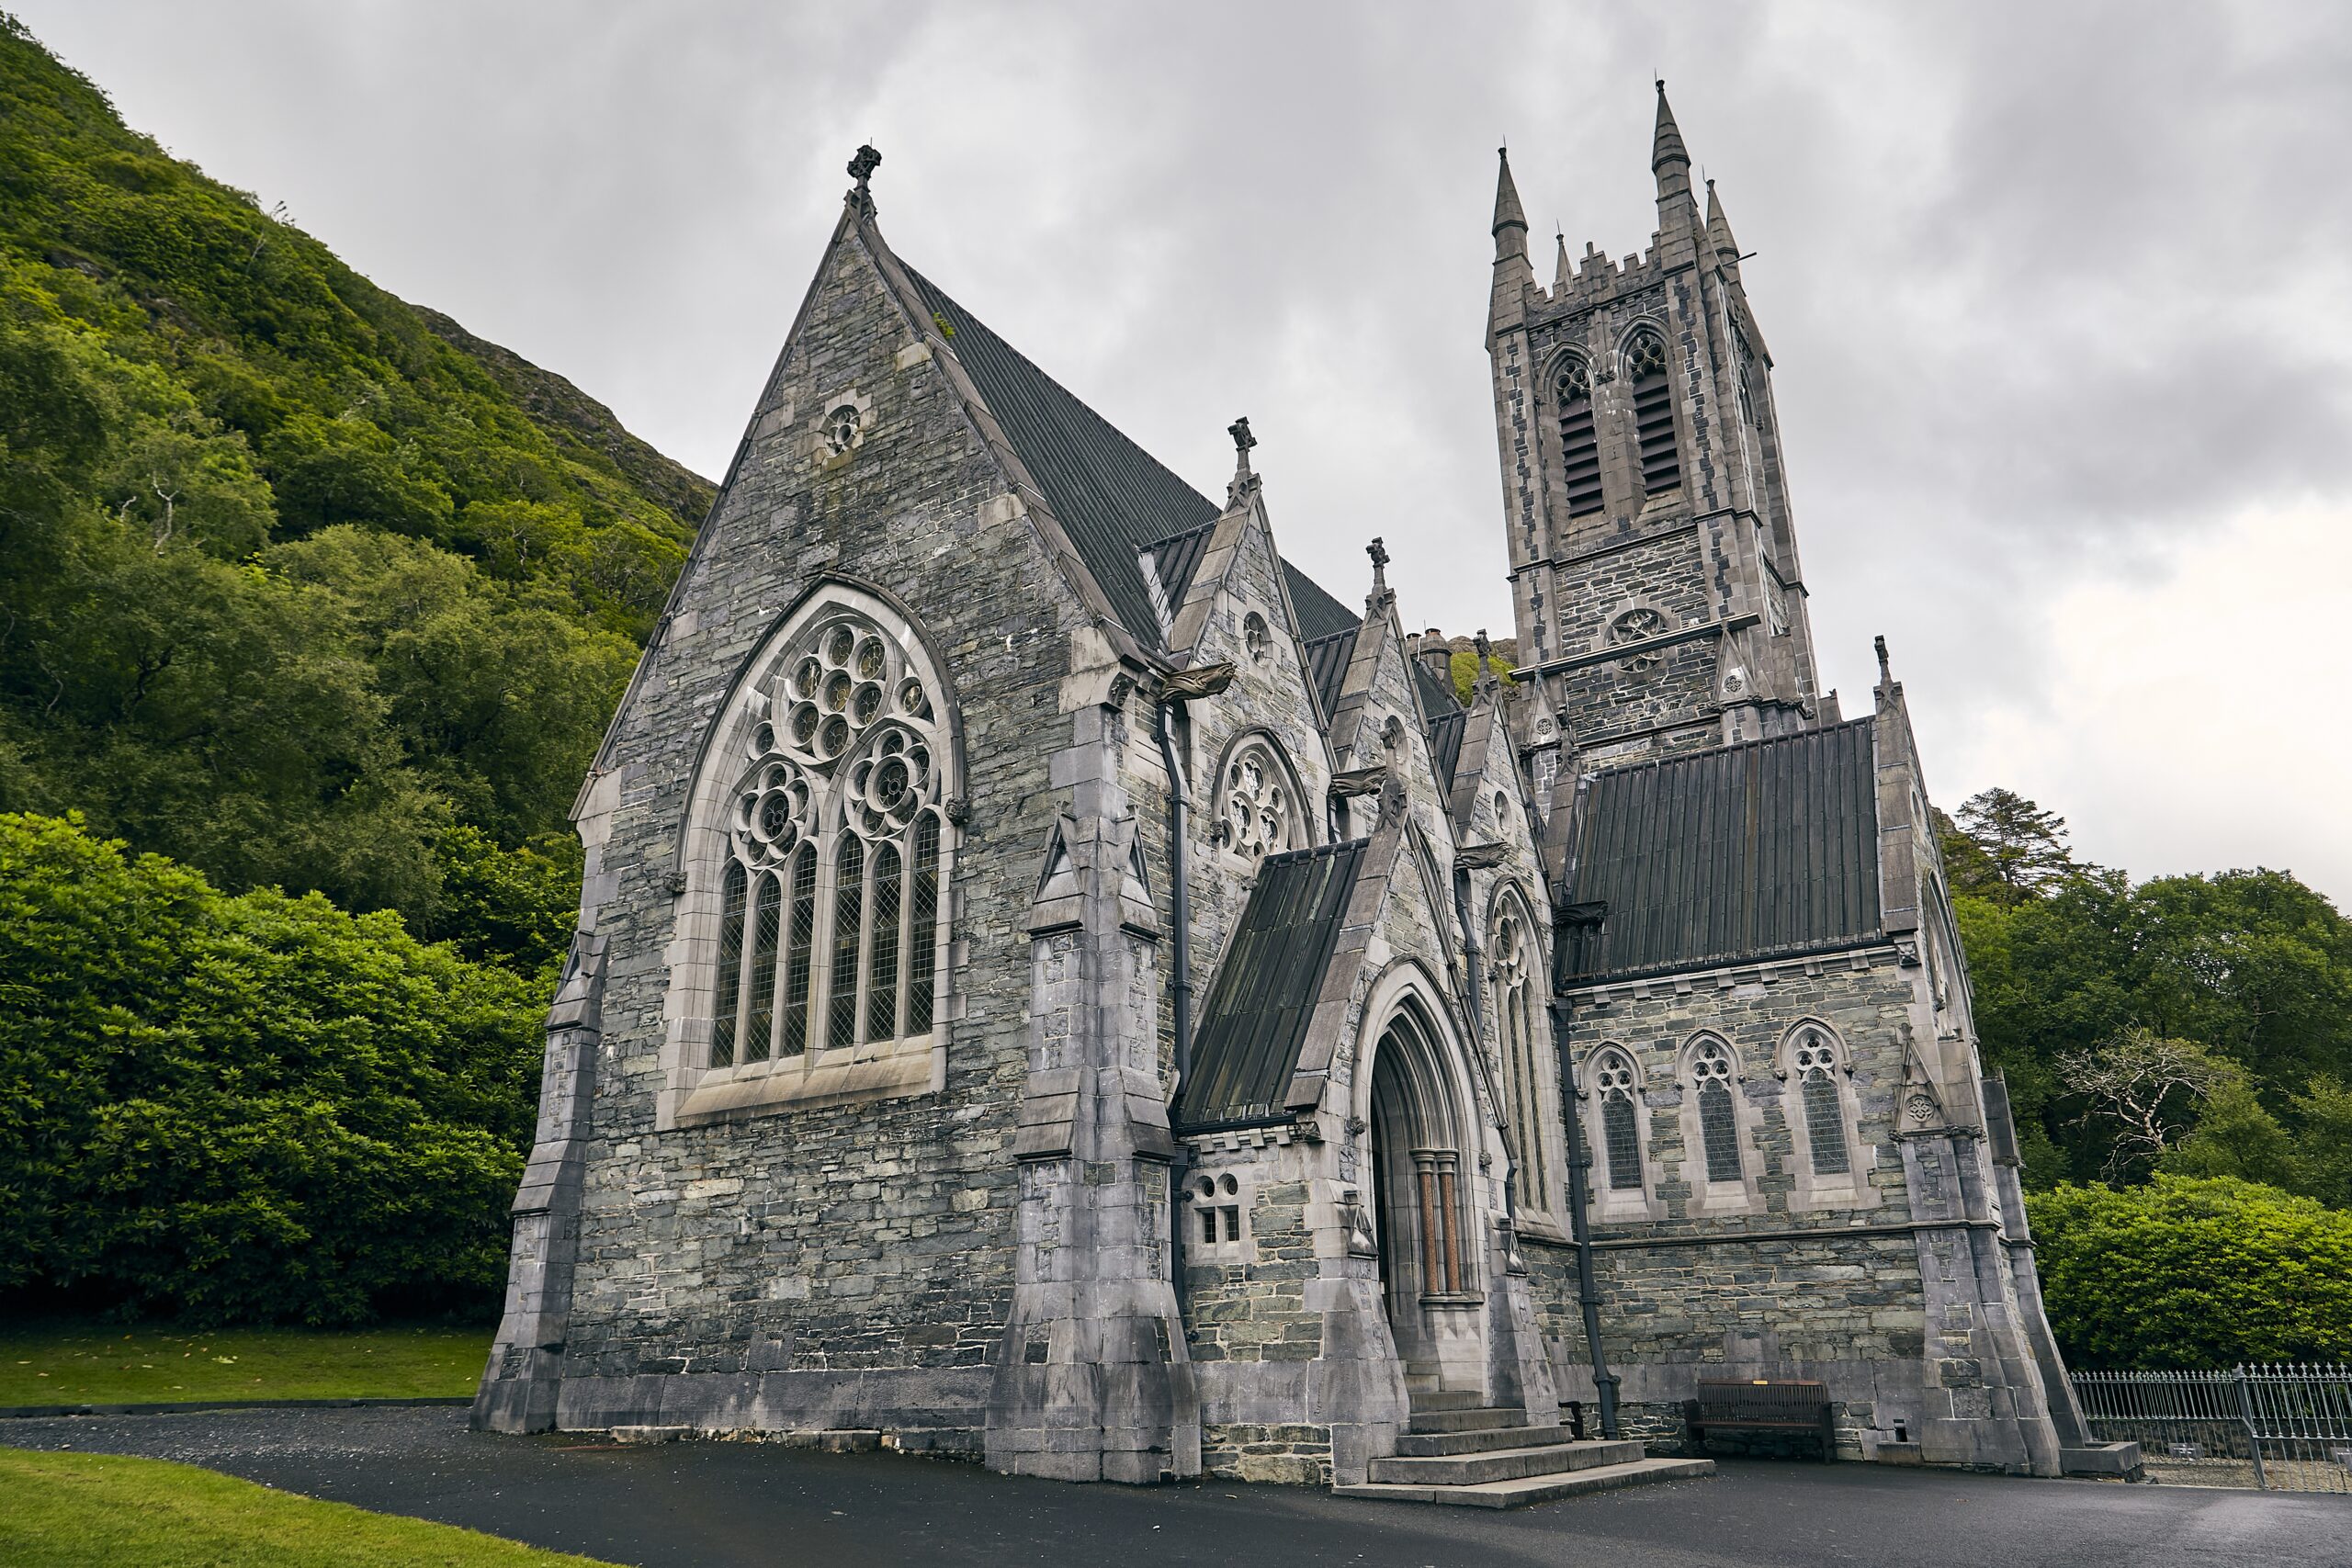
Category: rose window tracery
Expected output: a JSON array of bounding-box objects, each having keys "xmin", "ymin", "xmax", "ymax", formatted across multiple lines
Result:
[
  {"xmin": 1218, "ymin": 741, "xmax": 1298, "ymax": 861},
  {"xmin": 1607, "ymin": 606, "xmax": 1668, "ymax": 673}
]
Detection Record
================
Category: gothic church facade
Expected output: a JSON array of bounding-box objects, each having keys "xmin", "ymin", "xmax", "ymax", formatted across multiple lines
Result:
[{"xmin": 477, "ymin": 91, "xmax": 2104, "ymax": 1491}]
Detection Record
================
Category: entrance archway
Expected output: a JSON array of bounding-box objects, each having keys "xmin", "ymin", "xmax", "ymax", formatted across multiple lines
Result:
[{"xmin": 1366, "ymin": 1000, "xmax": 1482, "ymax": 1393}]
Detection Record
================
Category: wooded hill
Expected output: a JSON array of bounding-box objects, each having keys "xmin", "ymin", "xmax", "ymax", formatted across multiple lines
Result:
[{"xmin": 0, "ymin": 17, "xmax": 707, "ymax": 964}]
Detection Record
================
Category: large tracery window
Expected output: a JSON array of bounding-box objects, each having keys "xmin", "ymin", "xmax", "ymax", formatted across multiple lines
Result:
[
  {"xmin": 1787, "ymin": 1024, "xmax": 1854, "ymax": 1179},
  {"xmin": 685, "ymin": 591, "xmax": 955, "ymax": 1116},
  {"xmin": 1490, "ymin": 899, "xmax": 1552, "ymax": 1214},
  {"xmin": 1552, "ymin": 355, "xmax": 1604, "ymax": 515},
  {"xmin": 1625, "ymin": 329, "xmax": 1681, "ymax": 494}
]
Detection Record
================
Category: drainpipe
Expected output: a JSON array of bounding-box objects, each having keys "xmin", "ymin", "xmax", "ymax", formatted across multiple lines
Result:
[
  {"xmin": 1549, "ymin": 989, "xmax": 1621, "ymax": 1438},
  {"xmin": 1159, "ymin": 698, "xmax": 1196, "ymax": 1322}
]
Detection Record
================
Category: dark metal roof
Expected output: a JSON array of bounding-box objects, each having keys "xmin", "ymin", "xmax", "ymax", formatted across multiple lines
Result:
[
  {"xmin": 1176, "ymin": 839, "xmax": 1368, "ymax": 1131},
  {"xmin": 1428, "ymin": 710, "xmax": 1467, "ymax": 790},
  {"xmin": 1305, "ymin": 628, "xmax": 1358, "ymax": 720},
  {"xmin": 1141, "ymin": 522, "xmax": 1214, "ymax": 626},
  {"xmin": 1558, "ymin": 718, "xmax": 1883, "ymax": 985},
  {"xmin": 1283, "ymin": 564, "xmax": 1360, "ymax": 641},
  {"xmin": 1413, "ymin": 659, "xmax": 1461, "ymax": 718},
  {"xmin": 905, "ymin": 267, "xmax": 1354, "ymax": 649}
]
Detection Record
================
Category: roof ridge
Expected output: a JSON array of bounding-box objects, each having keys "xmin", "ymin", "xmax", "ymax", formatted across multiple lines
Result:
[{"xmin": 1582, "ymin": 714, "xmax": 1874, "ymax": 781}]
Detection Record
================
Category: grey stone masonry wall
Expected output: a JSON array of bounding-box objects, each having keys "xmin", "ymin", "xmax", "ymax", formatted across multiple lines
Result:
[
  {"xmin": 1531, "ymin": 946, "xmax": 2065, "ymax": 1472},
  {"xmin": 477, "ymin": 204, "xmax": 1136, "ymax": 1456}
]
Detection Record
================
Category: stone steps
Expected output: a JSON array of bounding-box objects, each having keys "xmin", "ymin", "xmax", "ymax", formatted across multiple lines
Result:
[
  {"xmin": 1369, "ymin": 1438, "xmax": 1646, "ymax": 1486},
  {"xmin": 1408, "ymin": 1389, "xmax": 1487, "ymax": 1412},
  {"xmin": 1334, "ymin": 1455, "xmax": 1715, "ymax": 1508},
  {"xmin": 1393, "ymin": 1422, "xmax": 1575, "ymax": 1458},
  {"xmin": 1405, "ymin": 1404, "xmax": 1528, "ymax": 1434}
]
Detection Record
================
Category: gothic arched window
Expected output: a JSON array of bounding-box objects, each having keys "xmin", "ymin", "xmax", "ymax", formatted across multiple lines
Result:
[
  {"xmin": 1490, "ymin": 900, "xmax": 1551, "ymax": 1213},
  {"xmin": 1624, "ymin": 329, "xmax": 1681, "ymax": 494},
  {"xmin": 1591, "ymin": 1048, "xmax": 1644, "ymax": 1192},
  {"xmin": 1689, "ymin": 1037, "xmax": 1743, "ymax": 1183},
  {"xmin": 1216, "ymin": 737, "xmax": 1303, "ymax": 861},
  {"xmin": 1789, "ymin": 1025, "xmax": 1852, "ymax": 1177},
  {"xmin": 1552, "ymin": 355, "xmax": 1603, "ymax": 515},
  {"xmin": 684, "ymin": 590, "xmax": 955, "ymax": 1115}
]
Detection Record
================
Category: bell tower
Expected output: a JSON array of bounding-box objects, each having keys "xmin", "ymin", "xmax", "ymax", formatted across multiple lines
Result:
[{"xmin": 1488, "ymin": 85, "xmax": 1823, "ymax": 787}]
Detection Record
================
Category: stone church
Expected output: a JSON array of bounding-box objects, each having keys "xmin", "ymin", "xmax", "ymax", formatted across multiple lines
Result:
[{"xmin": 476, "ymin": 89, "xmax": 2117, "ymax": 1497}]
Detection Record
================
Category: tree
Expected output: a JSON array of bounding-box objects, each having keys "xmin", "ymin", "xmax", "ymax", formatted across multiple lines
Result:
[
  {"xmin": 0, "ymin": 813, "xmax": 542, "ymax": 1324},
  {"xmin": 2029, "ymin": 1177, "xmax": 2352, "ymax": 1368},
  {"xmin": 1951, "ymin": 787, "xmax": 2080, "ymax": 905},
  {"xmin": 2058, "ymin": 1030, "xmax": 2234, "ymax": 1181}
]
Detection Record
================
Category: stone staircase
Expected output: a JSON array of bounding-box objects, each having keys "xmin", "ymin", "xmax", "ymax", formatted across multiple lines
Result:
[{"xmin": 1332, "ymin": 1391, "xmax": 1714, "ymax": 1507}]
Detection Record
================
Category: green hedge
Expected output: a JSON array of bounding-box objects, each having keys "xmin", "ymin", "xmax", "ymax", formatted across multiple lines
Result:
[
  {"xmin": 0, "ymin": 813, "xmax": 542, "ymax": 1325},
  {"xmin": 2028, "ymin": 1176, "xmax": 2352, "ymax": 1368}
]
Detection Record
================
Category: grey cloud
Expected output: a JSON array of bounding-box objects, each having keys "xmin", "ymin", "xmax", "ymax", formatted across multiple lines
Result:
[{"xmin": 17, "ymin": 0, "xmax": 2350, "ymax": 890}]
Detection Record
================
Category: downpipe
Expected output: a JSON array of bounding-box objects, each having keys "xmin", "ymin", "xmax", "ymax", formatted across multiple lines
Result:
[
  {"xmin": 1159, "ymin": 698, "xmax": 1194, "ymax": 1323},
  {"xmin": 1550, "ymin": 994, "xmax": 1622, "ymax": 1438}
]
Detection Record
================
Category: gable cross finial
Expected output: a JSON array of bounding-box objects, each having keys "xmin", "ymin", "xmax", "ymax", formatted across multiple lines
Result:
[
  {"xmin": 1225, "ymin": 415, "xmax": 1261, "ymax": 506},
  {"xmin": 846, "ymin": 144, "xmax": 882, "ymax": 215},
  {"xmin": 1364, "ymin": 536, "xmax": 1392, "ymax": 608},
  {"xmin": 1874, "ymin": 634, "xmax": 1893, "ymax": 687}
]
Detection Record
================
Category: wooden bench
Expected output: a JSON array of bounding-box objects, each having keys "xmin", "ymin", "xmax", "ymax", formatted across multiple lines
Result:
[{"xmin": 1683, "ymin": 1379, "xmax": 1837, "ymax": 1461}]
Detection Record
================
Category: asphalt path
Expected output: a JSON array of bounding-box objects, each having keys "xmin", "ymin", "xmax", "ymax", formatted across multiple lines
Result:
[{"xmin": 5, "ymin": 1406, "xmax": 2344, "ymax": 1567}]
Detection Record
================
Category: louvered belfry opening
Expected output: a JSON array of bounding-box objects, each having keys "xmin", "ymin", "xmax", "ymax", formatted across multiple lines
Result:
[
  {"xmin": 1626, "ymin": 330, "xmax": 1680, "ymax": 494},
  {"xmin": 1554, "ymin": 355, "xmax": 1604, "ymax": 514}
]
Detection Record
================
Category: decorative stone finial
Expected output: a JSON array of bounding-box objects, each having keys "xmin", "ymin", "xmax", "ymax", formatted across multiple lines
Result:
[
  {"xmin": 1225, "ymin": 415, "xmax": 1260, "ymax": 506},
  {"xmin": 846, "ymin": 144, "xmax": 881, "ymax": 214},
  {"xmin": 1874, "ymin": 634, "xmax": 1892, "ymax": 687},
  {"xmin": 1365, "ymin": 536, "xmax": 1390, "ymax": 604}
]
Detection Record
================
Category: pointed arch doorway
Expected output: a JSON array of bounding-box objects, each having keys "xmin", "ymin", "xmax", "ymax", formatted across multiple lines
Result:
[{"xmin": 1366, "ymin": 1001, "xmax": 1485, "ymax": 1394}]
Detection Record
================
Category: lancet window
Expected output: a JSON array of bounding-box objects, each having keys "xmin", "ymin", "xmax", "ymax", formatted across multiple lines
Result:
[
  {"xmin": 1625, "ymin": 329, "xmax": 1681, "ymax": 494},
  {"xmin": 1591, "ymin": 1048, "xmax": 1644, "ymax": 1192},
  {"xmin": 703, "ymin": 599, "xmax": 950, "ymax": 1070},
  {"xmin": 1790, "ymin": 1025, "xmax": 1852, "ymax": 1177},
  {"xmin": 1690, "ymin": 1037, "xmax": 1744, "ymax": 1183},
  {"xmin": 1552, "ymin": 354, "xmax": 1604, "ymax": 515}
]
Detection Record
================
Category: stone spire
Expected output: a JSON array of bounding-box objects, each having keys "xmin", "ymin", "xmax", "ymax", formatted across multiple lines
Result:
[
  {"xmin": 1650, "ymin": 82, "xmax": 1698, "ymax": 240},
  {"xmin": 1705, "ymin": 178, "xmax": 1742, "ymax": 281},
  {"xmin": 1487, "ymin": 147, "xmax": 1537, "ymax": 335},
  {"xmin": 1491, "ymin": 147, "xmax": 1529, "ymax": 257},
  {"xmin": 1555, "ymin": 229, "xmax": 1573, "ymax": 292}
]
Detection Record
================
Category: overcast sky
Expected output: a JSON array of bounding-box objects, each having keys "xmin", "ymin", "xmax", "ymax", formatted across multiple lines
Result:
[{"xmin": 20, "ymin": 2, "xmax": 2352, "ymax": 902}]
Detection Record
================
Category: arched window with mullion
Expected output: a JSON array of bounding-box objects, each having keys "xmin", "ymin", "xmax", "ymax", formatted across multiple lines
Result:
[
  {"xmin": 1552, "ymin": 355, "xmax": 1603, "ymax": 515},
  {"xmin": 1625, "ymin": 329, "xmax": 1681, "ymax": 494}
]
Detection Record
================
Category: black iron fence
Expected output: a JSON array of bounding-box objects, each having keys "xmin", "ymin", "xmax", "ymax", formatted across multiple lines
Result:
[{"xmin": 2071, "ymin": 1364, "xmax": 2352, "ymax": 1493}]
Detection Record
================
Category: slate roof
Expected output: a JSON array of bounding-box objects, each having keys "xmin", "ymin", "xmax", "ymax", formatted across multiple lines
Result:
[
  {"xmin": 1174, "ymin": 839, "xmax": 1368, "ymax": 1131},
  {"xmin": 1557, "ymin": 718, "xmax": 1883, "ymax": 985},
  {"xmin": 1304, "ymin": 628, "xmax": 1358, "ymax": 721},
  {"xmin": 905, "ymin": 267, "xmax": 1356, "ymax": 649},
  {"xmin": 1428, "ymin": 710, "xmax": 1467, "ymax": 791}
]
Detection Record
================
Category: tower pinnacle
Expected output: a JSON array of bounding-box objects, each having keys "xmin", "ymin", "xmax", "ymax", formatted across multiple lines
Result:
[
  {"xmin": 1650, "ymin": 82, "xmax": 1698, "ymax": 235},
  {"xmin": 1491, "ymin": 147, "xmax": 1529, "ymax": 256},
  {"xmin": 1705, "ymin": 178, "xmax": 1741, "ymax": 279}
]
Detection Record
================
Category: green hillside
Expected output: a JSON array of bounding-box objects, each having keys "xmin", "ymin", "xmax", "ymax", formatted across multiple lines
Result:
[{"xmin": 0, "ymin": 16, "xmax": 707, "ymax": 948}]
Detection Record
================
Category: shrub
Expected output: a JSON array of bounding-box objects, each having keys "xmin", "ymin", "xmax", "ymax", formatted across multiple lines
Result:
[
  {"xmin": 2028, "ymin": 1175, "xmax": 2352, "ymax": 1368},
  {"xmin": 0, "ymin": 813, "xmax": 542, "ymax": 1325}
]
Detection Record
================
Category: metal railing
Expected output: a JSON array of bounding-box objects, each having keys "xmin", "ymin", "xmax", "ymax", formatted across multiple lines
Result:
[{"xmin": 2071, "ymin": 1365, "xmax": 2352, "ymax": 1493}]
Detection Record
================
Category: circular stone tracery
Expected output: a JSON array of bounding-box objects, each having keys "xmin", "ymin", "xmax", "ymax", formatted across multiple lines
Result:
[
  {"xmin": 1221, "ymin": 745, "xmax": 1295, "ymax": 860},
  {"xmin": 729, "ymin": 611, "xmax": 943, "ymax": 862}
]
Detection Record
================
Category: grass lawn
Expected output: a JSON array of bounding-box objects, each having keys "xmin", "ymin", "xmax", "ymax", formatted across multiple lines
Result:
[
  {"xmin": 0, "ymin": 1319, "xmax": 492, "ymax": 1406},
  {"xmin": 0, "ymin": 1448, "xmax": 616, "ymax": 1566}
]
